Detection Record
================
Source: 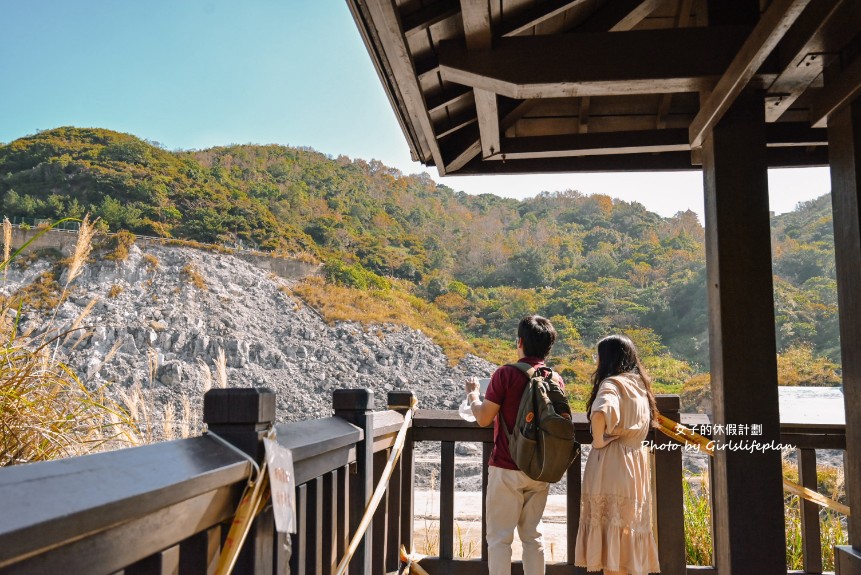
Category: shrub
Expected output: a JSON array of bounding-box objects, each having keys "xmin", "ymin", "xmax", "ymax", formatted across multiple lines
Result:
[
  {"xmin": 324, "ymin": 259, "xmax": 390, "ymax": 290},
  {"xmin": 104, "ymin": 230, "xmax": 137, "ymax": 261}
]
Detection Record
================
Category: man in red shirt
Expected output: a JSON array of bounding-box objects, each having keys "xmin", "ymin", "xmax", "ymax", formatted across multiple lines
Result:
[{"xmin": 465, "ymin": 315, "xmax": 561, "ymax": 575}]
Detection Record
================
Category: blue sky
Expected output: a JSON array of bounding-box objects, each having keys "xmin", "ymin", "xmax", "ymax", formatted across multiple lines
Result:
[{"xmin": 0, "ymin": 0, "xmax": 831, "ymax": 221}]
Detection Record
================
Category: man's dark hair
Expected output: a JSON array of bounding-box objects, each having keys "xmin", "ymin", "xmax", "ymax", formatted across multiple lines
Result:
[{"xmin": 517, "ymin": 315, "xmax": 557, "ymax": 358}]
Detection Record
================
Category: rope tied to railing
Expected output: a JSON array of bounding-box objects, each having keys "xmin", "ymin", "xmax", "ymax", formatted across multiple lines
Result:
[
  {"xmin": 333, "ymin": 396, "xmax": 419, "ymax": 575},
  {"xmin": 205, "ymin": 428, "xmax": 262, "ymax": 483},
  {"xmin": 208, "ymin": 427, "xmax": 273, "ymax": 575},
  {"xmin": 654, "ymin": 413, "xmax": 850, "ymax": 516}
]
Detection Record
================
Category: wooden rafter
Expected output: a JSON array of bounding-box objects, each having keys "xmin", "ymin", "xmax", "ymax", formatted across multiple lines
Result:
[
  {"xmin": 402, "ymin": 0, "xmax": 459, "ymax": 37},
  {"xmin": 656, "ymin": 0, "xmax": 693, "ymax": 129},
  {"xmin": 811, "ymin": 54, "xmax": 861, "ymax": 128},
  {"xmin": 688, "ymin": 0, "xmax": 813, "ymax": 149},
  {"xmin": 364, "ymin": 0, "xmax": 447, "ymax": 171},
  {"xmin": 439, "ymin": 27, "xmax": 750, "ymax": 100},
  {"xmin": 452, "ymin": 146, "xmax": 827, "ymax": 174},
  {"xmin": 499, "ymin": 0, "xmax": 590, "ymax": 36},
  {"xmin": 574, "ymin": 0, "xmax": 667, "ymax": 33},
  {"xmin": 460, "ymin": 0, "xmax": 500, "ymax": 159},
  {"xmin": 493, "ymin": 123, "xmax": 825, "ymax": 160},
  {"xmin": 498, "ymin": 129, "xmax": 691, "ymax": 159},
  {"xmin": 764, "ymin": 0, "xmax": 848, "ymax": 122}
]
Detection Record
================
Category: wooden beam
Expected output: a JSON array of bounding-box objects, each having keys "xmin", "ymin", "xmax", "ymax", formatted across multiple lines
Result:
[
  {"xmin": 491, "ymin": 123, "xmax": 824, "ymax": 160},
  {"xmin": 811, "ymin": 54, "xmax": 861, "ymax": 128},
  {"xmin": 499, "ymin": 0, "xmax": 590, "ymax": 36},
  {"xmin": 426, "ymin": 85, "xmax": 472, "ymax": 114},
  {"xmin": 433, "ymin": 106, "xmax": 477, "ymax": 139},
  {"xmin": 764, "ymin": 0, "xmax": 847, "ymax": 122},
  {"xmin": 448, "ymin": 146, "xmax": 826, "ymax": 174},
  {"xmin": 365, "ymin": 0, "xmax": 448, "ymax": 173},
  {"xmin": 439, "ymin": 27, "xmax": 750, "ymax": 99},
  {"xmin": 473, "ymin": 90, "xmax": 500, "ymax": 156},
  {"xmin": 826, "ymin": 96, "xmax": 861, "ymax": 549},
  {"xmin": 701, "ymin": 91, "xmax": 786, "ymax": 575},
  {"xmin": 575, "ymin": 0, "xmax": 666, "ymax": 33},
  {"xmin": 346, "ymin": 0, "xmax": 430, "ymax": 162},
  {"xmin": 688, "ymin": 0, "xmax": 813, "ymax": 148},
  {"xmin": 498, "ymin": 129, "xmax": 691, "ymax": 159},
  {"xmin": 401, "ymin": 0, "xmax": 459, "ymax": 37},
  {"xmin": 442, "ymin": 100, "xmax": 536, "ymax": 172},
  {"xmin": 578, "ymin": 97, "xmax": 590, "ymax": 134},
  {"xmin": 460, "ymin": 0, "xmax": 500, "ymax": 158},
  {"xmin": 657, "ymin": 0, "xmax": 693, "ymax": 129}
]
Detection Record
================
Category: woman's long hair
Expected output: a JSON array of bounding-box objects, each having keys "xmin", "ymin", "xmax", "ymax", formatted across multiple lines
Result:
[{"xmin": 585, "ymin": 334, "xmax": 657, "ymax": 426}]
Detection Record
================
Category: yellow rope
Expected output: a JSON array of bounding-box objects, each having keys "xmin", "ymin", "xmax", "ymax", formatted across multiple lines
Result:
[
  {"xmin": 214, "ymin": 460, "xmax": 270, "ymax": 575},
  {"xmin": 334, "ymin": 399, "xmax": 418, "ymax": 575},
  {"xmin": 654, "ymin": 413, "xmax": 850, "ymax": 516}
]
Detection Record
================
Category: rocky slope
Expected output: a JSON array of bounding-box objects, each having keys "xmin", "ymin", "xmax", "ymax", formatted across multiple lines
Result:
[{"xmin": 3, "ymin": 242, "xmax": 496, "ymax": 438}]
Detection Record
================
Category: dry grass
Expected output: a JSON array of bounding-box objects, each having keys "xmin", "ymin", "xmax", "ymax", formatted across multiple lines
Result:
[
  {"xmin": 0, "ymin": 217, "xmax": 141, "ymax": 465},
  {"xmin": 181, "ymin": 263, "xmax": 207, "ymax": 290},
  {"xmin": 142, "ymin": 253, "xmax": 160, "ymax": 269},
  {"xmin": 108, "ymin": 284, "xmax": 124, "ymax": 298},
  {"xmin": 215, "ymin": 348, "xmax": 228, "ymax": 388},
  {"xmin": 291, "ymin": 276, "xmax": 475, "ymax": 364},
  {"xmin": 104, "ymin": 230, "xmax": 137, "ymax": 262},
  {"xmin": 3, "ymin": 217, "xmax": 11, "ymax": 280},
  {"xmin": 65, "ymin": 215, "xmax": 97, "ymax": 286}
]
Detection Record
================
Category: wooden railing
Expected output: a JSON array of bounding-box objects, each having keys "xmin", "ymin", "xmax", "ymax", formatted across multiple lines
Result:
[{"xmin": 0, "ymin": 388, "xmax": 847, "ymax": 575}]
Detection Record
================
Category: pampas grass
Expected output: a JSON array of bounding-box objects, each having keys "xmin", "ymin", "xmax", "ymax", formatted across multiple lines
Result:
[{"xmin": 1, "ymin": 216, "xmax": 139, "ymax": 465}]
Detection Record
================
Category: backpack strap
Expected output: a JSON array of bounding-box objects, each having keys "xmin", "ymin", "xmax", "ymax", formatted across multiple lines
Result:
[
  {"xmin": 506, "ymin": 362, "xmax": 536, "ymax": 379},
  {"xmin": 500, "ymin": 363, "xmax": 534, "ymax": 439},
  {"xmin": 508, "ymin": 362, "xmax": 562, "ymax": 388}
]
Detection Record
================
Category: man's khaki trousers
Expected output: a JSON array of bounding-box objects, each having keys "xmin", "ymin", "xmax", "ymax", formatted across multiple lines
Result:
[{"xmin": 486, "ymin": 466, "xmax": 550, "ymax": 575}]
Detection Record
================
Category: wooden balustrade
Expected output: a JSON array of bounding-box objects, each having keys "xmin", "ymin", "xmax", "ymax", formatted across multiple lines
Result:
[{"xmin": 0, "ymin": 388, "xmax": 848, "ymax": 575}]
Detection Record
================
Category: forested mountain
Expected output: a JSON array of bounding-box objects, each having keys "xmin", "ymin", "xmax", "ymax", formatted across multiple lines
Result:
[{"xmin": 0, "ymin": 127, "xmax": 841, "ymax": 396}]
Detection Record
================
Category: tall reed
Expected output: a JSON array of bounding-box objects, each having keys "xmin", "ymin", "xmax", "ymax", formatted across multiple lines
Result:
[{"xmin": 1, "ymin": 216, "xmax": 138, "ymax": 465}]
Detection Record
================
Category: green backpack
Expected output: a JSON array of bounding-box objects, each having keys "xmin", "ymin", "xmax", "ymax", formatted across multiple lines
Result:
[{"xmin": 501, "ymin": 363, "xmax": 580, "ymax": 483}]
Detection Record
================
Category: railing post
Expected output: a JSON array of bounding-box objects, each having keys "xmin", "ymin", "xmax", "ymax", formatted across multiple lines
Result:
[
  {"xmin": 333, "ymin": 388, "xmax": 374, "ymax": 575},
  {"xmin": 388, "ymin": 390, "xmax": 415, "ymax": 573},
  {"xmin": 203, "ymin": 387, "xmax": 276, "ymax": 574},
  {"xmin": 798, "ymin": 448, "xmax": 823, "ymax": 574},
  {"xmin": 653, "ymin": 394, "xmax": 686, "ymax": 575}
]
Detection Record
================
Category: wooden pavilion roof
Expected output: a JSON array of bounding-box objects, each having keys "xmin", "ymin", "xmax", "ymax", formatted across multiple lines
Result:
[{"xmin": 347, "ymin": 0, "xmax": 861, "ymax": 174}]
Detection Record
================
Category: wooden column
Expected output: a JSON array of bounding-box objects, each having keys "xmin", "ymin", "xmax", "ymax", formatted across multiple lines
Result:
[
  {"xmin": 333, "ymin": 389, "xmax": 374, "ymax": 575},
  {"xmin": 827, "ymin": 94, "xmax": 861, "ymax": 567},
  {"xmin": 653, "ymin": 395, "xmax": 685, "ymax": 575},
  {"xmin": 701, "ymin": 90, "xmax": 786, "ymax": 574},
  {"xmin": 389, "ymin": 390, "xmax": 416, "ymax": 573}
]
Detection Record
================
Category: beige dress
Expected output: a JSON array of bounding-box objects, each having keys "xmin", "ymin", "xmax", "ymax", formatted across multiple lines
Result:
[{"xmin": 574, "ymin": 374, "xmax": 660, "ymax": 575}]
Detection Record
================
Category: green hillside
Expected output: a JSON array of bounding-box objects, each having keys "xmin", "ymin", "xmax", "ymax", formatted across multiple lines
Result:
[{"xmin": 0, "ymin": 127, "xmax": 841, "ymax": 398}]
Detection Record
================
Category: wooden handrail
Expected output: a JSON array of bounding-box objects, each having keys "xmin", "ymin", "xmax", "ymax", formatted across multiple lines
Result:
[{"xmin": 0, "ymin": 389, "xmax": 847, "ymax": 575}]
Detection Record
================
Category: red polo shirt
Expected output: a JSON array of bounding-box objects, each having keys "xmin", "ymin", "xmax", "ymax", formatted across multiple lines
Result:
[{"xmin": 484, "ymin": 356, "xmax": 565, "ymax": 470}]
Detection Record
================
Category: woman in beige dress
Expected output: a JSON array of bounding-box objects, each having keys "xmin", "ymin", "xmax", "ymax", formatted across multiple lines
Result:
[{"xmin": 574, "ymin": 334, "xmax": 661, "ymax": 575}]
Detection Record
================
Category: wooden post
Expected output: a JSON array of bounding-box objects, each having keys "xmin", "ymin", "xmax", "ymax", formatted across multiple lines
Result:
[
  {"xmin": 653, "ymin": 395, "xmax": 686, "ymax": 575},
  {"xmin": 827, "ymin": 92, "xmax": 861, "ymax": 568},
  {"xmin": 566, "ymin": 449, "xmax": 584, "ymax": 574},
  {"xmin": 202, "ymin": 387, "xmax": 276, "ymax": 574},
  {"xmin": 797, "ymin": 448, "xmax": 823, "ymax": 573},
  {"xmin": 333, "ymin": 389, "xmax": 374, "ymax": 575},
  {"xmin": 389, "ymin": 390, "xmax": 415, "ymax": 572},
  {"xmin": 440, "ymin": 441, "xmax": 455, "ymax": 559},
  {"xmin": 701, "ymin": 89, "xmax": 786, "ymax": 574}
]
